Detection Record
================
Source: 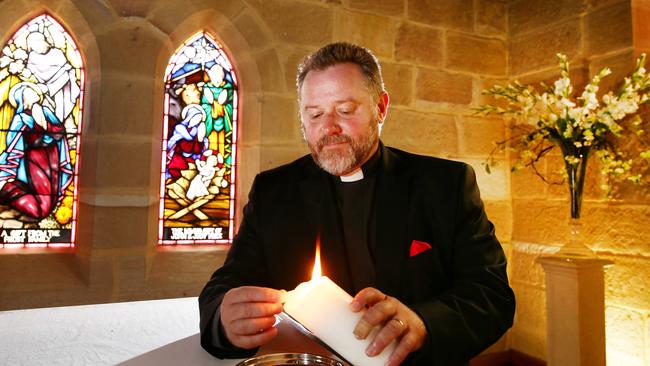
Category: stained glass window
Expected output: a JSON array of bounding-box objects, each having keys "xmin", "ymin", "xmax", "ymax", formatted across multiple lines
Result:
[
  {"xmin": 159, "ymin": 32, "xmax": 238, "ymax": 245},
  {"xmin": 0, "ymin": 14, "xmax": 84, "ymax": 248}
]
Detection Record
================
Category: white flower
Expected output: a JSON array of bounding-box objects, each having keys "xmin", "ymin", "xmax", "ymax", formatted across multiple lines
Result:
[
  {"xmin": 540, "ymin": 92, "xmax": 548, "ymax": 102},
  {"xmin": 581, "ymin": 91, "xmax": 599, "ymax": 110},
  {"xmin": 602, "ymin": 93, "xmax": 614, "ymax": 105},
  {"xmin": 478, "ymin": 52, "xmax": 650, "ymax": 195},
  {"xmin": 568, "ymin": 107, "xmax": 584, "ymax": 121},
  {"xmin": 607, "ymin": 99, "xmax": 638, "ymax": 120},
  {"xmin": 559, "ymin": 97, "xmax": 575, "ymax": 109},
  {"xmin": 598, "ymin": 111, "xmax": 614, "ymax": 126},
  {"xmin": 601, "ymin": 68, "xmax": 612, "ymax": 77},
  {"xmin": 554, "ymin": 77, "xmax": 571, "ymax": 96}
]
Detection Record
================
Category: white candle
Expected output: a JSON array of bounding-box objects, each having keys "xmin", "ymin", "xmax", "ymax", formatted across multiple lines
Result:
[{"xmin": 283, "ymin": 276, "xmax": 395, "ymax": 366}]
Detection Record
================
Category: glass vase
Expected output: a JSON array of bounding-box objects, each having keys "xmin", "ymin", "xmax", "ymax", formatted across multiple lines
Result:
[{"xmin": 557, "ymin": 151, "xmax": 594, "ymax": 257}]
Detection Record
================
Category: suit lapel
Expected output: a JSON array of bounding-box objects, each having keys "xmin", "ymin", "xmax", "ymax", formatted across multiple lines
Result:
[
  {"xmin": 298, "ymin": 166, "xmax": 352, "ymax": 292},
  {"xmin": 374, "ymin": 146, "xmax": 411, "ymax": 296}
]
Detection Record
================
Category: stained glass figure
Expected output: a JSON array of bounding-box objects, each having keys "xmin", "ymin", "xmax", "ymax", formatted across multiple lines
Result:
[
  {"xmin": 160, "ymin": 32, "xmax": 238, "ymax": 245},
  {"xmin": 0, "ymin": 14, "xmax": 84, "ymax": 248}
]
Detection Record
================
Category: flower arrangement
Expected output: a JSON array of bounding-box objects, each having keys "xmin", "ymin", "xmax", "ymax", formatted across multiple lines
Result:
[{"xmin": 476, "ymin": 54, "xmax": 650, "ymax": 219}]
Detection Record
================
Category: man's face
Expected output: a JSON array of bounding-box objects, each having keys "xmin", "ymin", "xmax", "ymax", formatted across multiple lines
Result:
[{"xmin": 299, "ymin": 62, "xmax": 388, "ymax": 176}]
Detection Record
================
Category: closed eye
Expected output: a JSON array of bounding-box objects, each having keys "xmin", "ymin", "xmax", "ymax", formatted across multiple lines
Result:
[{"xmin": 336, "ymin": 104, "xmax": 356, "ymax": 117}]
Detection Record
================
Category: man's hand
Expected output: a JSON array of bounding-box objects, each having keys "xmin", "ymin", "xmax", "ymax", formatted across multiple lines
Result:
[
  {"xmin": 350, "ymin": 287, "xmax": 427, "ymax": 366},
  {"xmin": 220, "ymin": 286, "xmax": 285, "ymax": 349}
]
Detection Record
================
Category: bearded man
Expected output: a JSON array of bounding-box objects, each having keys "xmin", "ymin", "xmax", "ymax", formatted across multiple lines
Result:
[{"xmin": 198, "ymin": 42, "xmax": 515, "ymax": 366}]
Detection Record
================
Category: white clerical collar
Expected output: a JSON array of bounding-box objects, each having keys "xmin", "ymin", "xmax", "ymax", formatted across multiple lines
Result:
[{"xmin": 339, "ymin": 168, "xmax": 364, "ymax": 182}]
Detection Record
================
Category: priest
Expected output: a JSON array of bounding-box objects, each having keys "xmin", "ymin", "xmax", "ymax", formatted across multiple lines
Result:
[{"xmin": 199, "ymin": 42, "xmax": 515, "ymax": 366}]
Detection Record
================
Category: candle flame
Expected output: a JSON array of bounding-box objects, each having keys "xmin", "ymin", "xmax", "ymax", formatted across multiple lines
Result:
[{"xmin": 311, "ymin": 238, "xmax": 321, "ymax": 280}]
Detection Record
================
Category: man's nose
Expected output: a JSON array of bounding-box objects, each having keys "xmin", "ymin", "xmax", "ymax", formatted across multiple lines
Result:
[{"xmin": 322, "ymin": 112, "xmax": 342, "ymax": 135}]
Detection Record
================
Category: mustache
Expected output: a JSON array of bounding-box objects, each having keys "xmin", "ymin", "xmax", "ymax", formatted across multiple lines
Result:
[{"xmin": 316, "ymin": 134, "xmax": 352, "ymax": 149}]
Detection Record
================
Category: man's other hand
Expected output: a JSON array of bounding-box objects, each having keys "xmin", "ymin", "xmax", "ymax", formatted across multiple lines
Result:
[
  {"xmin": 220, "ymin": 286, "xmax": 285, "ymax": 349},
  {"xmin": 350, "ymin": 287, "xmax": 427, "ymax": 366}
]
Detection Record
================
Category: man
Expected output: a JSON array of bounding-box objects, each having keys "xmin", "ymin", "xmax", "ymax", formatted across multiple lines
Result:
[{"xmin": 199, "ymin": 42, "xmax": 515, "ymax": 365}]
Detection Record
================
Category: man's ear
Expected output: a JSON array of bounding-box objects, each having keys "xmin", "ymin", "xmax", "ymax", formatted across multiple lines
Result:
[{"xmin": 376, "ymin": 91, "xmax": 389, "ymax": 122}]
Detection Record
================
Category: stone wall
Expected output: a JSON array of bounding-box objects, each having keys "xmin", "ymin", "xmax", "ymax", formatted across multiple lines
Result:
[
  {"xmin": 506, "ymin": 1, "xmax": 650, "ymax": 365},
  {"xmin": 0, "ymin": 0, "xmax": 648, "ymax": 364}
]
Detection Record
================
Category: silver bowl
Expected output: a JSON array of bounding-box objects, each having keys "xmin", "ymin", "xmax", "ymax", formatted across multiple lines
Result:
[{"xmin": 236, "ymin": 353, "xmax": 344, "ymax": 366}]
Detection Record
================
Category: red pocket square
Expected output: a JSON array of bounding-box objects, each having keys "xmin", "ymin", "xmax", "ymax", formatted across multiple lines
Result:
[{"xmin": 410, "ymin": 240, "xmax": 432, "ymax": 257}]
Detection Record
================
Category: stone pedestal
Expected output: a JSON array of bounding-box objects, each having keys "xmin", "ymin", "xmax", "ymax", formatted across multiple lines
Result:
[{"xmin": 536, "ymin": 255, "xmax": 613, "ymax": 366}]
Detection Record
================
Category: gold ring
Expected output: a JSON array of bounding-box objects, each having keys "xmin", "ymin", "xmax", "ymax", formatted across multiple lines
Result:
[{"xmin": 393, "ymin": 318, "xmax": 406, "ymax": 329}]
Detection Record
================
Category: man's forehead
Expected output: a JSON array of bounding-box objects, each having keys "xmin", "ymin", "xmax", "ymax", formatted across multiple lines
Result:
[
  {"xmin": 301, "ymin": 98, "xmax": 358, "ymax": 109},
  {"xmin": 299, "ymin": 65, "xmax": 371, "ymax": 101}
]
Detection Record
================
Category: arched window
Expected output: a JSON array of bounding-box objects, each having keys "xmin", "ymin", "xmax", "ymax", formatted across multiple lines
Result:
[
  {"xmin": 159, "ymin": 32, "xmax": 238, "ymax": 245},
  {"xmin": 0, "ymin": 14, "xmax": 84, "ymax": 248}
]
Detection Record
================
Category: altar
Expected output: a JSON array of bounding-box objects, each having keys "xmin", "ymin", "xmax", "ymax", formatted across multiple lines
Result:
[{"xmin": 0, "ymin": 297, "xmax": 336, "ymax": 365}]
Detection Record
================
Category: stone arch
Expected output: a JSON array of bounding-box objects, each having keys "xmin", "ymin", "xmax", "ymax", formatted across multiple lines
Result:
[
  {"xmin": 0, "ymin": 0, "xmax": 101, "ymax": 255},
  {"xmin": 150, "ymin": 7, "xmax": 266, "ymax": 248}
]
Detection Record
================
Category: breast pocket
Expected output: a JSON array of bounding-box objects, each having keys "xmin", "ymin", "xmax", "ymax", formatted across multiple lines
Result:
[{"xmin": 404, "ymin": 242, "xmax": 449, "ymax": 302}]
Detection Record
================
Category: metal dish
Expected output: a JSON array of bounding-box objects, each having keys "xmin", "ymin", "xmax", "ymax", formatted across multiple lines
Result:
[{"xmin": 236, "ymin": 352, "xmax": 344, "ymax": 366}]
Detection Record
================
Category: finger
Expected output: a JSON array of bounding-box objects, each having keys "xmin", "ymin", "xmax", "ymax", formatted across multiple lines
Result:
[
  {"xmin": 350, "ymin": 287, "xmax": 385, "ymax": 311},
  {"xmin": 386, "ymin": 332, "xmax": 419, "ymax": 366},
  {"xmin": 230, "ymin": 326, "xmax": 279, "ymax": 349},
  {"xmin": 229, "ymin": 316, "xmax": 278, "ymax": 336},
  {"xmin": 228, "ymin": 302, "xmax": 283, "ymax": 321},
  {"xmin": 224, "ymin": 287, "xmax": 285, "ymax": 305},
  {"xmin": 353, "ymin": 299, "xmax": 397, "ymax": 340},
  {"xmin": 365, "ymin": 318, "xmax": 407, "ymax": 357}
]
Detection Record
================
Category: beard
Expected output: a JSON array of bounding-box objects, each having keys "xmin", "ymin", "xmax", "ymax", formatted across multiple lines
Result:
[{"xmin": 306, "ymin": 120, "xmax": 379, "ymax": 176}]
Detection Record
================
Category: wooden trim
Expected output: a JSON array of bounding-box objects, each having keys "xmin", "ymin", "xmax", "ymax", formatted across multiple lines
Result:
[
  {"xmin": 470, "ymin": 351, "xmax": 511, "ymax": 366},
  {"xmin": 510, "ymin": 350, "xmax": 546, "ymax": 366},
  {"xmin": 470, "ymin": 350, "xmax": 546, "ymax": 366}
]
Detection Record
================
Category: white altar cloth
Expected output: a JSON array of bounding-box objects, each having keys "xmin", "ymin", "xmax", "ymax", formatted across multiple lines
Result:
[
  {"xmin": 0, "ymin": 297, "xmax": 213, "ymax": 365},
  {"xmin": 0, "ymin": 297, "xmax": 335, "ymax": 366}
]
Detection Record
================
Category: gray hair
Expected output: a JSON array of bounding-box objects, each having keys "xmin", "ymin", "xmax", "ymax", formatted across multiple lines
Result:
[{"xmin": 296, "ymin": 42, "xmax": 385, "ymax": 101}]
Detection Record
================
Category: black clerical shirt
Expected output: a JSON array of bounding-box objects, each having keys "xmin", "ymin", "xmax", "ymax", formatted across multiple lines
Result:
[{"xmin": 331, "ymin": 148, "xmax": 381, "ymax": 294}]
